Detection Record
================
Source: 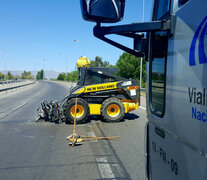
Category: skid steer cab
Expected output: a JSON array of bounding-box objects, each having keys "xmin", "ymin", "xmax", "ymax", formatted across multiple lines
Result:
[{"xmin": 36, "ymin": 56, "xmax": 140, "ymax": 124}]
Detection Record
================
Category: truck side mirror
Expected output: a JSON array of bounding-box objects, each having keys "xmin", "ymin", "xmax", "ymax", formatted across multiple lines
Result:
[{"xmin": 80, "ymin": 0, "xmax": 125, "ymax": 23}]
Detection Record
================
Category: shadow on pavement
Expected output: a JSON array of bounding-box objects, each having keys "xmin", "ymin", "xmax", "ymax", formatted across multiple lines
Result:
[
  {"xmin": 124, "ymin": 113, "xmax": 139, "ymax": 121},
  {"xmin": 35, "ymin": 113, "xmax": 139, "ymax": 125}
]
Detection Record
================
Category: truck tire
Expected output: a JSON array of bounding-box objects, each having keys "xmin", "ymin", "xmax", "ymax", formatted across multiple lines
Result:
[
  {"xmin": 64, "ymin": 98, "xmax": 89, "ymax": 124},
  {"xmin": 101, "ymin": 98, "xmax": 125, "ymax": 122}
]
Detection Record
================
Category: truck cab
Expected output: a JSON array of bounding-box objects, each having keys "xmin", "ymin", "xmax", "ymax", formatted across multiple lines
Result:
[
  {"xmin": 80, "ymin": 0, "xmax": 207, "ymax": 179},
  {"xmin": 146, "ymin": 0, "xmax": 207, "ymax": 179}
]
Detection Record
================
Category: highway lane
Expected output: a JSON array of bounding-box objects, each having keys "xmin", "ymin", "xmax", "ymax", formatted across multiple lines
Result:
[{"xmin": 0, "ymin": 80, "xmax": 147, "ymax": 180}]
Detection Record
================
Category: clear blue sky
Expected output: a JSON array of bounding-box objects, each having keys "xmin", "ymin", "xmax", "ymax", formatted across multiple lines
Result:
[{"xmin": 0, "ymin": 0, "xmax": 153, "ymax": 73}]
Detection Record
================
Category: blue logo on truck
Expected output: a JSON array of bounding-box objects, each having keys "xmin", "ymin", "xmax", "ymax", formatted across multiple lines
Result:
[{"xmin": 189, "ymin": 16, "xmax": 207, "ymax": 66}]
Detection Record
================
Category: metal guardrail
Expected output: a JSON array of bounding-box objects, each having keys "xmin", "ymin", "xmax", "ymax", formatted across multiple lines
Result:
[
  {"xmin": 0, "ymin": 80, "xmax": 24, "ymax": 86},
  {"xmin": 0, "ymin": 81, "xmax": 35, "ymax": 92},
  {"xmin": 140, "ymin": 88, "xmax": 146, "ymax": 92}
]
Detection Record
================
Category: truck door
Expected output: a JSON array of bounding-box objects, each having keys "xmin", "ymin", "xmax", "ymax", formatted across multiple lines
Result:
[{"xmin": 147, "ymin": 0, "xmax": 171, "ymax": 178}]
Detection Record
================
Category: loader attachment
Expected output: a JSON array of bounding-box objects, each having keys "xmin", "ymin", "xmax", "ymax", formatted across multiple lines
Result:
[{"xmin": 35, "ymin": 100, "xmax": 64, "ymax": 123}]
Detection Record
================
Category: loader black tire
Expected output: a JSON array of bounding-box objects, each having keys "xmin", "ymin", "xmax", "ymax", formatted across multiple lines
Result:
[
  {"xmin": 64, "ymin": 98, "xmax": 89, "ymax": 124},
  {"xmin": 101, "ymin": 98, "xmax": 125, "ymax": 122}
]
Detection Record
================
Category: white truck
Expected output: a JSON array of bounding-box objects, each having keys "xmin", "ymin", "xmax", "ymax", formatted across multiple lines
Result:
[{"xmin": 80, "ymin": 0, "xmax": 207, "ymax": 179}]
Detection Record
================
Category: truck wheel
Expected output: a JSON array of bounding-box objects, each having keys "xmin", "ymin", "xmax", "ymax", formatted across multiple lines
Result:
[
  {"xmin": 101, "ymin": 98, "xmax": 125, "ymax": 122},
  {"xmin": 64, "ymin": 98, "xmax": 89, "ymax": 124}
]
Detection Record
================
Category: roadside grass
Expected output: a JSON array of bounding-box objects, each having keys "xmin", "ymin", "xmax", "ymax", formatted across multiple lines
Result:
[{"xmin": 140, "ymin": 90, "xmax": 146, "ymax": 97}]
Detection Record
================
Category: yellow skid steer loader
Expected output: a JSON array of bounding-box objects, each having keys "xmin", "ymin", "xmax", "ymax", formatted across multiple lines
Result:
[{"xmin": 36, "ymin": 57, "xmax": 140, "ymax": 124}]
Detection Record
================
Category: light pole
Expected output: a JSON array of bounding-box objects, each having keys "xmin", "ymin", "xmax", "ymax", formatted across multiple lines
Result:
[
  {"xmin": 65, "ymin": 56, "xmax": 68, "ymax": 81},
  {"xmin": 43, "ymin": 58, "xmax": 47, "ymax": 79},
  {"xmin": 59, "ymin": 53, "xmax": 68, "ymax": 81},
  {"xmin": 140, "ymin": 0, "xmax": 144, "ymax": 89},
  {"xmin": 74, "ymin": 39, "xmax": 85, "ymax": 56},
  {"xmin": 50, "ymin": 59, "xmax": 53, "ymax": 80},
  {"xmin": 0, "ymin": 50, "xmax": 7, "ymax": 80}
]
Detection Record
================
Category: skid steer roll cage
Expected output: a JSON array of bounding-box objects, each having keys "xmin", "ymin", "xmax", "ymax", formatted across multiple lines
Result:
[
  {"xmin": 93, "ymin": 15, "xmax": 175, "ymax": 60},
  {"xmin": 77, "ymin": 66, "xmax": 126, "ymax": 87}
]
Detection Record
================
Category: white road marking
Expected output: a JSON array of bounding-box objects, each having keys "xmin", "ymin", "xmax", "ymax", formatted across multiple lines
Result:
[
  {"xmin": 0, "ymin": 85, "xmax": 48, "ymax": 121},
  {"xmin": 13, "ymin": 127, "xmax": 20, "ymax": 132},
  {"xmin": 96, "ymin": 157, "xmax": 115, "ymax": 179},
  {"xmin": 12, "ymin": 103, "xmax": 28, "ymax": 111},
  {"xmin": 23, "ymin": 135, "xmax": 35, "ymax": 139},
  {"xmin": 76, "ymin": 124, "xmax": 86, "ymax": 127},
  {"xmin": 139, "ymin": 106, "xmax": 146, "ymax": 110}
]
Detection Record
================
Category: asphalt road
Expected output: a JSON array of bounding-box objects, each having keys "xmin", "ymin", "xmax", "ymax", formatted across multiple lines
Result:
[{"xmin": 0, "ymin": 81, "xmax": 147, "ymax": 180}]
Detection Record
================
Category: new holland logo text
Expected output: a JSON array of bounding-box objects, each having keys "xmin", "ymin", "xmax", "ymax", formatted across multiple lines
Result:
[{"xmin": 189, "ymin": 15, "xmax": 207, "ymax": 66}]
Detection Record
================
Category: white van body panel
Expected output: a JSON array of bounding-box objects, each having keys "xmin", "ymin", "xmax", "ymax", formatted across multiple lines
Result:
[{"xmin": 147, "ymin": 0, "xmax": 207, "ymax": 179}]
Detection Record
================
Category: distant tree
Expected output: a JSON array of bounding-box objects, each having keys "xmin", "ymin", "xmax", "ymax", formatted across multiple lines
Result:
[
  {"xmin": 91, "ymin": 56, "xmax": 103, "ymax": 67},
  {"xmin": 14, "ymin": 75, "xmax": 21, "ymax": 80},
  {"xmin": 102, "ymin": 60, "xmax": 110, "ymax": 67},
  {"xmin": 90, "ymin": 56, "xmax": 112, "ymax": 67},
  {"xmin": 66, "ymin": 71, "xmax": 79, "ymax": 82},
  {"xmin": 21, "ymin": 71, "xmax": 28, "ymax": 79},
  {"xmin": 57, "ymin": 73, "xmax": 66, "ymax": 81},
  {"xmin": 6, "ymin": 71, "xmax": 14, "ymax": 80},
  {"xmin": 116, "ymin": 52, "xmax": 146, "ymax": 87},
  {"xmin": 0, "ymin": 73, "xmax": 5, "ymax": 80},
  {"xmin": 36, "ymin": 69, "xmax": 44, "ymax": 80},
  {"xmin": 21, "ymin": 71, "xmax": 33, "ymax": 79}
]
